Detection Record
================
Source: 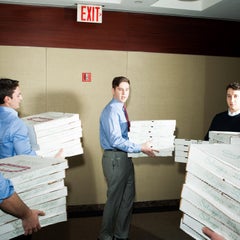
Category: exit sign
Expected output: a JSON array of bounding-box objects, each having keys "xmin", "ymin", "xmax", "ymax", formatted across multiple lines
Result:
[{"xmin": 77, "ymin": 4, "xmax": 102, "ymax": 24}]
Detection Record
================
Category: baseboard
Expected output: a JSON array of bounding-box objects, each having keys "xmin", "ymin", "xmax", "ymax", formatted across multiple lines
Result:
[{"xmin": 67, "ymin": 199, "xmax": 180, "ymax": 218}]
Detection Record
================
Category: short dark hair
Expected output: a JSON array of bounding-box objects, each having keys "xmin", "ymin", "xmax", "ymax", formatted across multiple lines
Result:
[
  {"xmin": 112, "ymin": 76, "xmax": 130, "ymax": 89},
  {"xmin": 0, "ymin": 78, "xmax": 19, "ymax": 104},
  {"xmin": 226, "ymin": 82, "xmax": 240, "ymax": 91}
]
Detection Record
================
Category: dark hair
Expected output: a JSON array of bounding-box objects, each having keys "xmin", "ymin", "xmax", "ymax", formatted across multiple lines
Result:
[
  {"xmin": 0, "ymin": 78, "xmax": 19, "ymax": 104},
  {"xmin": 112, "ymin": 76, "xmax": 130, "ymax": 89},
  {"xmin": 226, "ymin": 82, "xmax": 240, "ymax": 91}
]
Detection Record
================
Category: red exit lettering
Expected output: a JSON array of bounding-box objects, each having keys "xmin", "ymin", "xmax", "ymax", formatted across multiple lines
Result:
[{"xmin": 77, "ymin": 5, "xmax": 102, "ymax": 23}]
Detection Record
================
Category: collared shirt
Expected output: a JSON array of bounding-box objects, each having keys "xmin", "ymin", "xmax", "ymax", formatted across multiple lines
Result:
[
  {"xmin": 228, "ymin": 109, "xmax": 240, "ymax": 116},
  {"xmin": 99, "ymin": 98, "xmax": 141, "ymax": 153},
  {"xmin": 0, "ymin": 106, "xmax": 36, "ymax": 159},
  {"xmin": 0, "ymin": 173, "xmax": 14, "ymax": 204}
]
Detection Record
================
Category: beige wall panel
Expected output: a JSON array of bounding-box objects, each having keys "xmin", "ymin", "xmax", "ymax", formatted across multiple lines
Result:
[
  {"xmin": 46, "ymin": 48, "xmax": 127, "ymax": 204},
  {"xmin": 0, "ymin": 46, "xmax": 47, "ymax": 115}
]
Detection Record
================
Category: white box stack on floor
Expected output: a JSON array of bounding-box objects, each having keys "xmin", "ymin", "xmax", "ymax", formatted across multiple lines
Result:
[
  {"xmin": 209, "ymin": 131, "xmax": 240, "ymax": 144},
  {"xmin": 128, "ymin": 120, "xmax": 176, "ymax": 157},
  {"xmin": 179, "ymin": 144, "xmax": 240, "ymax": 240},
  {"xmin": 0, "ymin": 155, "xmax": 68, "ymax": 240},
  {"xmin": 174, "ymin": 139, "xmax": 209, "ymax": 163},
  {"xmin": 22, "ymin": 112, "xmax": 83, "ymax": 158}
]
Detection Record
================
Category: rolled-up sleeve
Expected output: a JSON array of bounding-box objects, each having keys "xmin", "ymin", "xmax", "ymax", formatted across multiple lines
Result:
[{"xmin": 0, "ymin": 174, "xmax": 15, "ymax": 204}]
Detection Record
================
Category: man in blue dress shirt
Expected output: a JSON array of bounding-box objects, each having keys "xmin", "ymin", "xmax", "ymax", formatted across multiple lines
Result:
[
  {"xmin": 0, "ymin": 78, "xmax": 36, "ymax": 158},
  {"xmin": 0, "ymin": 173, "xmax": 44, "ymax": 236},
  {"xmin": 98, "ymin": 76, "xmax": 157, "ymax": 240}
]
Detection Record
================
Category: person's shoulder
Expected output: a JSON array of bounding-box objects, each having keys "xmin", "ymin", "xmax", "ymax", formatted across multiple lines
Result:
[{"xmin": 214, "ymin": 111, "xmax": 228, "ymax": 118}]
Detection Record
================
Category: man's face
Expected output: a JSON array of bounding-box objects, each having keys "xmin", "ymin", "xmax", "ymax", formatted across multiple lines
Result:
[
  {"xmin": 112, "ymin": 82, "xmax": 130, "ymax": 103},
  {"xmin": 226, "ymin": 88, "xmax": 240, "ymax": 113},
  {"xmin": 6, "ymin": 86, "xmax": 23, "ymax": 110}
]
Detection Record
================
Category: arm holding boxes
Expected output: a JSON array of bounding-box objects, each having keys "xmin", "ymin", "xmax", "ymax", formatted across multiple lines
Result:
[{"xmin": 0, "ymin": 173, "xmax": 45, "ymax": 236}]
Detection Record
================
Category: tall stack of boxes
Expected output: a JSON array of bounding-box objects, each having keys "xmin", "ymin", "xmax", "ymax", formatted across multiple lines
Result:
[
  {"xmin": 0, "ymin": 155, "xmax": 68, "ymax": 239},
  {"xmin": 22, "ymin": 112, "xmax": 83, "ymax": 158},
  {"xmin": 179, "ymin": 143, "xmax": 240, "ymax": 240},
  {"xmin": 128, "ymin": 120, "xmax": 176, "ymax": 158},
  {"xmin": 177, "ymin": 131, "xmax": 240, "ymax": 240}
]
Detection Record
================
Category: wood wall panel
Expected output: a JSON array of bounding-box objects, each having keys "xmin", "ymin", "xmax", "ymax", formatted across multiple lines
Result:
[{"xmin": 0, "ymin": 3, "xmax": 240, "ymax": 57}]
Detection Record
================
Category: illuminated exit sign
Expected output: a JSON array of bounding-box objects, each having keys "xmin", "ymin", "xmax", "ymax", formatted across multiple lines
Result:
[{"xmin": 77, "ymin": 4, "xmax": 102, "ymax": 23}]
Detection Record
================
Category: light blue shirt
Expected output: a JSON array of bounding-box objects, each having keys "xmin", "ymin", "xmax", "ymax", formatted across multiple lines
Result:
[
  {"xmin": 99, "ymin": 98, "xmax": 141, "ymax": 153},
  {"xmin": 0, "ymin": 106, "xmax": 36, "ymax": 159},
  {"xmin": 0, "ymin": 173, "xmax": 14, "ymax": 204}
]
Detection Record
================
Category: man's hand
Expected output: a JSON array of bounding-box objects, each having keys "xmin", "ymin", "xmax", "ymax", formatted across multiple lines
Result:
[
  {"xmin": 202, "ymin": 227, "xmax": 225, "ymax": 240},
  {"xmin": 22, "ymin": 209, "xmax": 45, "ymax": 235},
  {"xmin": 141, "ymin": 141, "xmax": 159, "ymax": 157}
]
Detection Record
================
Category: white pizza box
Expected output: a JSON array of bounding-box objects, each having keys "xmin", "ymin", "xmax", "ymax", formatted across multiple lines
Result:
[
  {"xmin": 129, "ymin": 128, "xmax": 175, "ymax": 137},
  {"xmin": 180, "ymin": 199, "xmax": 239, "ymax": 240},
  {"xmin": 185, "ymin": 173, "xmax": 240, "ymax": 218},
  {"xmin": 29, "ymin": 120, "xmax": 82, "ymax": 139},
  {"xmin": 129, "ymin": 134, "xmax": 175, "ymax": 144},
  {"xmin": 26, "ymin": 186, "xmax": 67, "ymax": 207},
  {"xmin": 2, "ymin": 212, "xmax": 67, "ymax": 240},
  {"xmin": 0, "ymin": 155, "xmax": 68, "ymax": 185},
  {"xmin": 180, "ymin": 218, "xmax": 207, "ymax": 240},
  {"xmin": 14, "ymin": 170, "xmax": 65, "ymax": 193},
  {"xmin": 0, "ymin": 196, "xmax": 66, "ymax": 224},
  {"xmin": 0, "ymin": 186, "xmax": 68, "ymax": 218},
  {"xmin": 1, "ymin": 210, "xmax": 67, "ymax": 239},
  {"xmin": 31, "ymin": 130, "xmax": 82, "ymax": 151},
  {"xmin": 209, "ymin": 131, "xmax": 240, "ymax": 144},
  {"xmin": 128, "ymin": 149, "xmax": 173, "ymax": 158},
  {"xmin": 0, "ymin": 202, "xmax": 66, "ymax": 234},
  {"xmin": 18, "ymin": 179, "xmax": 64, "ymax": 201},
  {"xmin": 188, "ymin": 144, "xmax": 240, "ymax": 188},
  {"xmin": 174, "ymin": 139, "xmax": 209, "ymax": 149},
  {"xmin": 175, "ymin": 144, "xmax": 189, "ymax": 151},
  {"xmin": 37, "ymin": 144, "xmax": 84, "ymax": 158},
  {"xmin": 186, "ymin": 159, "xmax": 240, "ymax": 202},
  {"xmin": 130, "ymin": 120, "xmax": 176, "ymax": 137},
  {"xmin": 181, "ymin": 184, "xmax": 240, "ymax": 233},
  {"xmin": 174, "ymin": 139, "xmax": 207, "ymax": 145},
  {"xmin": 174, "ymin": 139, "xmax": 209, "ymax": 163},
  {"xmin": 22, "ymin": 112, "xmax": 80, "ymax": 131},
  {"xmin": 174, "ymin": 156, "xmax": 188, "ymax": 163},
  {"xmin": 175, "ymin": 150, "xmax": 188, "ymax": 157},
  {"xmin": 130, "ymin": 120, "xmax": 176, "ymax": 127},
  {"xmin": 32, "ymin": 126, "xmax": 82, "ymax": 145},
  {"xmin": 35, "ymin": 138, "xmax": 82, "ymax": 152}
]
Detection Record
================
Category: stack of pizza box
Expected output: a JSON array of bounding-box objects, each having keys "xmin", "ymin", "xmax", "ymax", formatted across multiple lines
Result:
[
  {"xmin": 128, "ymin": 120, "xmax": 176, "ymax": 157},
  {"xmin": 0, "ymin": 155, "xmax": 68, "ymax": 239},
  {"xmin": 174, "ymin": 139, "xmax": 209, "ymax": 163},
  {"xmin": 22, "ymin": 112, "xmax": 83, "ymax": 158},
  {"xmin": 179, "ymin": 143, "xmax": 240, "ymax": 240},
  {"xmin": 209, "ymin": 131, "xmax": 240, "ymax": 144}
]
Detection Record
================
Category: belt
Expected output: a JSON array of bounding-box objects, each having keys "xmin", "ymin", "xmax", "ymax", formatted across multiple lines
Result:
[{"xmin": 104, "ymin": 149, "xmax": 124, "ymax": 152}]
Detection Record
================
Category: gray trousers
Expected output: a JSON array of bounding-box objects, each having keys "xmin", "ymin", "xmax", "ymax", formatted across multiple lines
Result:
[{"xmin": 99, "ymin": 150, "xmax": 135, "ymax": 240}]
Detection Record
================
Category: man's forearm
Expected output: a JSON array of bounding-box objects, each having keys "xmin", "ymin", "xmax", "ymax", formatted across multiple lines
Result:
[{"xmin": 0, "ymin": 192, "xmax": 31, "ymax": 219}]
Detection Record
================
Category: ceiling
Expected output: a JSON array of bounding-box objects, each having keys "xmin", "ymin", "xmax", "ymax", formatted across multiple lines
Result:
[{"xmin": 1, "ymin": 0, "xmax": 240, "ymax": 22}]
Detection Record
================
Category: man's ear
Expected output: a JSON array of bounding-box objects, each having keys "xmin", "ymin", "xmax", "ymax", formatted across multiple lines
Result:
[{"xmin": 3, "ymin": 95, "xmax": 11, "ymax": 105}]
